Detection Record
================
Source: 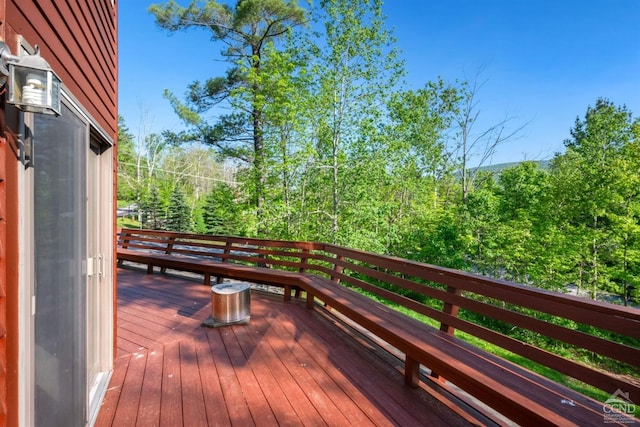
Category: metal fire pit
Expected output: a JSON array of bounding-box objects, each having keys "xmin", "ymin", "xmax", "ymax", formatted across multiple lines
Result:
[{"xmin": 202, "ymin": 283, "xmax": 251, "ymax": 328}]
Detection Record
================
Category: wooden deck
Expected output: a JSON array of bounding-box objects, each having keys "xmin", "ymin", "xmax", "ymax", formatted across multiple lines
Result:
[{"xmin": 95, "ymin": 267, "xmax": 481, "ymax": 426}]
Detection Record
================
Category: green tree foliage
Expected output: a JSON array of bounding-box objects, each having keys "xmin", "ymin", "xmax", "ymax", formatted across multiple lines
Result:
[
  {"xmin": 149, "ymin": 0, "xmax": 306, "ymax": 234},
  {"xmin": 386, "ymin": 80, "xmax": 460, "ymax": 186},
  {"xmin": 140, "ymin": 186, "xmax": 166, "ymax": 230},
  {"xmin": 462, "ymin": 174, "xmax": 501, "ymax": 276},
  {"xmin": 551, "ymin": 99, "xmax": 639, "ymax": 301},
  {"xmin": 381, "ymin": 81, "xmax": 462, "ymax": 254},
  {"xmin": 494, "ymin": 162, "xmax": 555, "ymax": 285},
  {"xmin": 117, "ymin": 116, "xmax": 137, "ymax": 201},
  {"xmin": 498, "ymin": 161, "xmax": 549, "ymax": 221},
  {"xmin": 300, "ymin": 0, "xmax": 404, "ymax": 246},
  {"xmin": 166, "ymin": 186, "xmax": 192, "ymax": 231},
  {"xmin": 245, "ymin": 40, "xmax": 313, "ymax": 238},
  {"xmin": 160, "ymin": 144, "xmax": 227, "ymax": 211},
  {"xmin": 201, "ymin": 183, "xmax": 243, "ymax": 235},
  {"xmin": 410, "ymin": 208, "xmax": 470, "ymax": 270}
]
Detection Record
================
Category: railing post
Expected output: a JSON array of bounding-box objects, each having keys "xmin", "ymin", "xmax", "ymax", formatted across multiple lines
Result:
[
  {"xmin": 217, "ymin": 241, "xmax": 232, "ymax": 284},
  {"xmin": 285, "ymin": 248, "xmax": 311, "ymax": 302},
  {"xmin": 439, "ymin": 285, "xmax": 461, "ymax": 335},
  {"xmin": 120, "ymin": 230, "xmax": 132, "ymax": 249},
  {"xmin": 432, "ymin": 285, "xmax": 461, "ymax": 382},
  {"xmin": 298, "ymin": 248, "xmax": 309, "ymax": 274},
  {"xmin": 160, "ymin": 236, "xmax": 177, "ymax": 274},
  {"xmin": 285, "ymin": 248, "xmax": 309, "ymax": 300},
  {"xmin": 331, "ymin": 255, "xmax": 344, "ymax": 283},
  {"xmin": 117, "ymin": 230, "xmax": 131, "ymax": 266},
  {"xmin": 320, "ymin": 254, "xmax": 344, "ymax": 310},
  {"xmin": 164, "ymin": 236, "xmax": 177, "ymax": 255}
]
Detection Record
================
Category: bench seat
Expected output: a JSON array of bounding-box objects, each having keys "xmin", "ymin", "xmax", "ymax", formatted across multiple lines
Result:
[
  {"xmin": 118, "ymin": 248, "xmax": 301, "ymax": 288},
  {"xmin": 295, "ymin": 275, "xmax": 613, "ymax": 426}
]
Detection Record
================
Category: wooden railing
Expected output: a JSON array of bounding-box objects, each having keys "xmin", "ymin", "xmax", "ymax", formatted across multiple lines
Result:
[{"xmin": 117, "ymin": 228, "xmax": 640, "ymax": 412}]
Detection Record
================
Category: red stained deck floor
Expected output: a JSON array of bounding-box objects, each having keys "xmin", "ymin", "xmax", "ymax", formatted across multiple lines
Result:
[{"xmin": 95, "ymin": 267, "xmax": 477, "ymax": 426}]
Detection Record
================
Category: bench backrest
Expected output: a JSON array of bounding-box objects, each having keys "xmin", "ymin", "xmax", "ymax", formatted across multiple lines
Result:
[{"xmin": 117, "ymin": 228, "xmax": 640, "ymax": 402}]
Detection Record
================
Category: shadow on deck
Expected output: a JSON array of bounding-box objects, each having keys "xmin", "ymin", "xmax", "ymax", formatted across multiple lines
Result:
[{"xmin": 95, "ymin": 266, "xmax": 485, "ymax": 426}]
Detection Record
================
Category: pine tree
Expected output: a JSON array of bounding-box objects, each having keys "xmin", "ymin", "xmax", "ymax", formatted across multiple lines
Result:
[
  {"xmin": 202, "ymin": 183, "xmax": 241, "ymax": 235},
  {"xmin": 166, "ymin": 186, "xmax": 191, "ymax": 232},
  {"xmin": 141, "ymin": 187, "xmax": 165, "ymax": 230},
  {"xmin": 149, "ymin": 0, "xmax": 306, "ymax": 234}
]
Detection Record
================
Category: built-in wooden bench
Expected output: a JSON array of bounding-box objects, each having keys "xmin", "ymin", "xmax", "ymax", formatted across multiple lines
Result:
[
  {"xmin": 117, "ymin": 228, "xmax": 640, "ymax": 426},
  {"xmin": 117, "ymin": 228, "xmax": 306, "ymax": 288},
  {"xmin": 117, "ymin": 248, "xmax": 301, "ymax": 288},
  {"xmin": 296, "ymin": 275, "xmax": 626, "ymax": 426}
]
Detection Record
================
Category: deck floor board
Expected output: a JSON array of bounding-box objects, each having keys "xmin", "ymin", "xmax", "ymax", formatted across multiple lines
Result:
[
  {"xmin": 135, "ymin": 347, "xmax": 163, "ymax": 427},
  {"xmin": 112, "ymin": 350, "xmax": 146, "ymax": 426},
  {"xmin": 95, "ymin": 267, "xmax": 476, "ymax": 426},
  {"xmin": 160, "ymin": 340, "xmax": 183, "ymax": 427}
]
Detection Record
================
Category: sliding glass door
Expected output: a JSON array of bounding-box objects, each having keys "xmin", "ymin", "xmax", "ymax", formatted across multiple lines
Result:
[{"xmin": 31, "ymin": 99, "xmax": 112, "ymax": 425}]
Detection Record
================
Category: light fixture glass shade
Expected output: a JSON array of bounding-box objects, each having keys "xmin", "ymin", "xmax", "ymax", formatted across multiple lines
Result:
[{"xmin": 7, "ymin": 50, "xmax": 61, "ymax": 116}]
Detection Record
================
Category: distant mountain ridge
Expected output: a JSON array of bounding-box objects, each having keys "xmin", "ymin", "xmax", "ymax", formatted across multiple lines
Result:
[{"xmin": 472, "ymin": 159, "xmax": 551, "ymax": 175}]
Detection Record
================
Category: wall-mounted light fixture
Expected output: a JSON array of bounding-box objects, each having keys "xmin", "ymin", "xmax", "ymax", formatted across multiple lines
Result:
[{"xmin": 0, "ymin": 41, "xmax": 61, "ymax": 116}]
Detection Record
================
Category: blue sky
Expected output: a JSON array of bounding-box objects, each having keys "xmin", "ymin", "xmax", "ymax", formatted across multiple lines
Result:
[{"xmin": 119, "ymin": 1, "xmax": 640, "ymax": 165}]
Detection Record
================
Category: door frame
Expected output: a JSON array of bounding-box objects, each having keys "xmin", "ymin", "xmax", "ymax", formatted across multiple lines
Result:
[{"xmin": 86, "ymin": 123, "xmax": 114, "ymax": 426}]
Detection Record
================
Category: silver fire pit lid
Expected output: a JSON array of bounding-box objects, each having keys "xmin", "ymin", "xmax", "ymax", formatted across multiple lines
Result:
[{"xmin": 203, "ymin": 282, "xmax": 251, "ymax": 328}]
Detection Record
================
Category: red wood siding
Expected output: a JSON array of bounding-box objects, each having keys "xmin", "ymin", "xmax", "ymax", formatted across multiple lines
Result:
[
  {"xmin": 0, "ymin": 137, "xmax": 7, "ymax": 427},
  {"xmin": 6, "ymin": 0, "xmax": 117, "ymax": 139},
  {"xmin": 0, "ymin": 1, "xmax": 118, "ymax": 426},
  {"xmin": 0, "ymin": 123, "xmax": 21, "ymax": 427}
]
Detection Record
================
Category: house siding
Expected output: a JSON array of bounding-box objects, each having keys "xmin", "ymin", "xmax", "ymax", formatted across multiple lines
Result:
[
  {"xmin": 0, "ymin": 1, "xmax": 118, "ymax": 426},
  {"xmin": 6, "ymin": 0, "xmax": 117, "ymax": 137},
  {"xmin": 0, "ymin": 137, "xmax": 7, "ymax": 427},
  {"xmin": 1, "ymin": 115, "xmax": 21, "ymax": 427}
]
